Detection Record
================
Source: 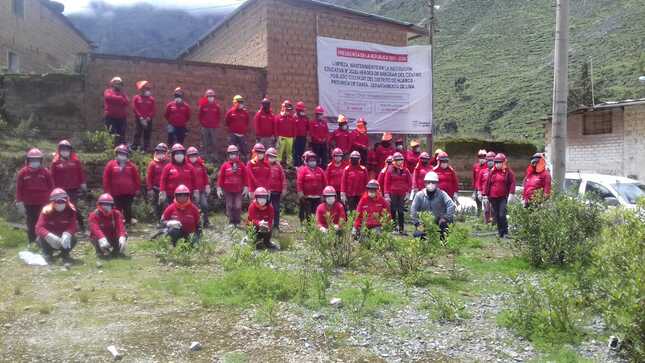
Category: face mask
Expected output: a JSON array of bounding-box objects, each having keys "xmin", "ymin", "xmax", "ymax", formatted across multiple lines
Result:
[
  {"xmin": 257, "ymin": 153, "xmax": 265, "ymax": 160},
  {"xmin": 307, "ymin": 160, "xmax": 317, "ymax": 168},
  {"xmin": 340, "ymin": 125, "xmax": 347, "ymax": 131},
  {"xmin": 155, "ymin": 152, "xmax": 166, "ymax": 161},
  {"xmin": 144, "ymin": 90, "xmax": 152, "ymax": 97},
  {"xmin": 298, "ymin": 111, "xmax": 305, "ymax": 117},
  {"xmin": 351, "ymin": 158, "xmax": 359, "ymax": 165},
  {"xmin": 29, "ymin": 161, "xmax": 41, "ymax": 169},
  {"xmin": 413, "ymin": 147, "xmax": 420, "ymax": 153},
  {"xmin": 100, "ymin": 205, "xmax": 112, "ymax": 213},
  {"xmin": 174, "ymin": 154, "xmax": 185, "ymax": 163},
  {"xmin": 229, "ymin": 153, "xmax": 239, "ymax": 160},
  {"xmin": 268, "ymin": 157, "xmax": 277, "ymax": 163},
  {"xmin": 368, "ymin": 191, "xmax": 377, "ymax": 198},
  {"xmin": 440, "ymin": 162, "xmax": 448, "ymax": 169},
  {"xmin": 257, "ymin": 198, "xmax": 267, "ymax": 206},
  {"xmin": 113, "ymin": 85, "xmax": 122, "ymax": 91},
  {"xmin": 326, "ymin": 196, "xmax": 335, "ymax": 205},
  {"xmin": 237, "ymin": 103, "xmax": 245, "ymax": 109},
  {"xmin": 495, "ymin": 162, "xmax": 503, "ymax": 169},
  {"xmin": 189, "ymin": 156, "xmax": 198, "ymax": 164},
  {"xmin": 54, "ymin": 203, "xmax": 66, "ymax": 212},
  {"xmin": 426, "ymin": 183, "xmax": 437, "ymax": 192},
  {"xmin": 530, "ymin": 159, "xmax": 538, "ymax": 166},
  {"xmin": 334, "ymin": 156, "xmax": 342, "ymax": 163},
  {"xmin": 117, "ymin": 154, "xmax": 128, "ymax": 162},
  {"xmin": 207, "ymin": 96, "xmax": 215, "ymax": 103},
  {"xmin": 396, "ymin": 145, "xmax": 403, "ymax": 150},
  {"xmin": 394, "ymin": 160, "xmax": 403, "ymax": 167},
  {"xmin": 60, "ymin": 150, "xmax": 71, "ymax": 158},
  {"xmin": 487, "ymin": 161, "xmax": 494, "ymax": 168},
  {"xmin": 174, "ymin": 97, "xmax": 182, "ymax": 103},
  {"xmin": 479, "ymin": 158, "xmax": 486, "ymax": 164},
  {"xmin": 176, "ymin": 195, "xmax": 189, "ymax": 204}
]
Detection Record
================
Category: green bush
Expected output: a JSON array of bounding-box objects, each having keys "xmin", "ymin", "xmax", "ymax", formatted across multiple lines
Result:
[
  {"xmin": 508, "ymin": 192, "xmax": 603, "ymax": 267},
  {"xmin": 337, "ymin": 279, "xmax": 400, "ymax": 317},
  {"xmin": 79, "ymin": 130, "xmax": 114, "ymax": 153},
  {"xmin": 220, "ymin": 243, "xmax": 270, "ymax": 271},
  {"xmin": 303, "ymin": 212, "xmax": 369, "ymax": 270},
  {"xmin": 151, "ymin": 236, "xmax": 214, "ymax": 266},
  {"xmin": 0, "ymin": 218, "xmax": 28, "ymax": 249},
  {"xmin": 422, "ymin": 290, "xmax": 471, "ymax": 323},
  {"xmin": 12, "ymin": 115, "xmax": 40, "ymax": 140}
]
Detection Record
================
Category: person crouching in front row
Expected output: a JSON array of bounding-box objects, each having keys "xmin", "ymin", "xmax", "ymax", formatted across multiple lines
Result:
[
  {"xmin": 161, "ymin": 185, "xmax": 201, "ymax": 246},
  {"xmin": 316, "ymin": 186, "xmax": 346, "ymax": 234},
  {"xmin": 35, "ymin": 188, "xmax": 78, "ymax": 264},
  {"xmin": 410, "ymin": 171, "xmax": 456, "ymax": 240},
  {"xmin": 88, "ymin": 193, "xmax": 127, "ymax": 258},
  {"xmin": 247, "ymin": 187, "xmax": 278, "ymax": 250}
]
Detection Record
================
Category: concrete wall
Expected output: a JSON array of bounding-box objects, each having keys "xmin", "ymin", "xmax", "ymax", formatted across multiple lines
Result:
[
  {"xmin": 0, "ymin": 0, "xmax": 90, "ymax": 73},
  {"xmin": 622, "ymin": 104, "xmax": 645, "ymax": 181}
]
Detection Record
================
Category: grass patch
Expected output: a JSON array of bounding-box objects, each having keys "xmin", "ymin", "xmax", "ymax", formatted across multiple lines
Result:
[
  {"xmin": 457, "ymin": 254, "xmax": 530, "ymax": 276},
  {"xmin": 421, "ymin": 289, "xmax": 471, "ymax": 323},
  {"xmin": 337, "ymin": 281, "xmax": 401, "ymax": 317},
  {"xmin": 0, "ymin": 219, "xmax": 28, "ymax": 248},
  {"xmin": 529, "ymin": 346, "xmax": 594, "ymax": 363}
]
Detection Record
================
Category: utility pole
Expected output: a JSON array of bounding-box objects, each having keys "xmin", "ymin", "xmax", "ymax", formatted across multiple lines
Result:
[
  {"xmin": 551, "ymin": 0, "xmax": 569, "ymax": 191},
  {"xmin": 426, "ymin": 0, "xmax": 435, "ymax": 153}
]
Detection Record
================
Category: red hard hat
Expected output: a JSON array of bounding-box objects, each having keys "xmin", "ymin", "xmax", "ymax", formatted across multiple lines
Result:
[
  {"xmin": 437, "ymin": 152, "xmax": 449, "ymax": 161},
  {"xmin": 393, "ymin": 152, "xmax": 404, "ymax": 161},
  {"xmin": 315, "ymin": 105, "xmax": 325, "ymax": 114},
  {"xmin": 295, "ymin": 101, "xmax": 306, "ymax": 111},
  {"xmin": 171, "ymin": 144, "xmax": 185, "ymax": 153},
  {"xmin": 227, "ymin": 145, "xmax": 239, "ymax": 153},
  {"xmin": 332, "ymin": 148, "xmax": 344, "ymax": 157},
  {"xmin": 174, "ymin": 184, "xmax": 190, "ymax": 195},
  {"xmin": 49, "ymin": 188, "xmax": 69, "ymax": 202},
  {"xmin": 266, "ymin": 147, "xmax": 278, "ymax": 157},
  {"xmin": 350, "ymin": 150, "xmax": 361, "ymax": 159},
  {"xmin": 322, "ymin": 186, "xmax": 336, "ymax": 196},
  {"xmin": 186, "ymin": 146, "xmax": 199, "ymax": 156},
  {"xmin": 366, "ymin": 179, "xmax": 380, "ymax": 190},
  {"xmin": 254, "ymin": 187, "xmax": 269, "ymax": 197},
  {"xmin": 97, "ymin": 193, "xmax": 115, "ymax": 205},
  {"xmin": 494, "ymin": 153, "xmax": 507, "ymax": 162},
  {"xmin": 420, "ymin": 152, "xmax": 430, "ymax": 159},
  {"xmin": 58, "ymin": 140, "xmax": 72, "ymax": 149},
  {"xmin": 155, "ymin": 143, "xmax": 168, "ymax": 152},
  {"xmin": 114, "ymin": 144, "xmax": 129, "ymax": 155},
  {"xmin": 253, "ymin": 143, "xmax": 266, "ymax": 153},
  {"xmin": 26, "ymin": 148, "xmax": 44, "ymax": 159},
  {"xmin": 486, "ymin": 151, "xmax": 496, "ymax": 160}
]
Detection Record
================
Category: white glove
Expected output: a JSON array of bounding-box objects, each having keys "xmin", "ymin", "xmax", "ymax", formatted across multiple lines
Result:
[
  {"xmin": 508, "ymin": 194, "xmax": 515, "ymax": 203},
  {"xmin": 477, "ymin": 191, "xmax": 482, "ymax": 199},
  {"xmin": 80, "ymin": 183, "xmax": 88, "ymax": 192},
  {"xmin": 472, "ymin": 191, "xmax": 477, "ymax": 199},
  {"xmin": 205, "ymin": 185, "xmax": 211, "ymax": 195},
  {"xmin": 258, "ymin": 220, "xmax": 269, "ymax": 229},
  {"xmin": 384, "ymin": 194, "xmax": 391, "ymax": 202},
  {"xmin": 118, "ymin": 236, "xmax": 127, "ymax": 253},
  {"xmin": 319, "ymin": 226, "xmax": 328, "ymax": 233},
  {"xmin": 242, "ymin": 187, "xmax": 249, "ymax": 199},
  {"xmin": 166, "ymin": 220, "xmax": 182, "ymax": 229},
  {"xmin": 45, "ymin": 233, "xmax": 62, "ymax": 249},
  {"xmin": 16, "ymin": 202, "xmax": 26, "ymax": 216},
  {"xmin": 98, "ymin": 237, "xmax": 111, "ymax": 251},
  {"xmin": 351, "ymin": 227, "xmax": 357, "ymax": 236},
  {"xmin": 193, "ymin": 190, "xmax": 200, "ymax": 201},
  {"xmin": 217, "ymin": 187, "xmax": 223, "ymax": 199},
  {"xmin": 61, "ymin": 232, "xmax": 72, "ymax": 250},
  {"xmin": 482, "ymin": 196, "xmax": 489, "ymax": 204},
  {"xmin": 159, "ymin": 191, "xmax": 167, "ymax": 204},
  {"xmin": 340, "ymin": 193, "xmax": 347, "ymax": 203}
]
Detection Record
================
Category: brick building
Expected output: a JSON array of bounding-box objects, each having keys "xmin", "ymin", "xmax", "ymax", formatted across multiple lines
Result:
[
  {"xmin": 544, "ymin": 99, "xmax": 645, "ymax": 181},
  {"xmin": 0, "ymin": 0, "xmax": 92, "ymax": 73}
]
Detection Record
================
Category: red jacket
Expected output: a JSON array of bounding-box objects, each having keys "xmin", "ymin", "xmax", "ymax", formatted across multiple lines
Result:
[
  {"xmin": 341, "ymin": 164, "xmax": 369, "ymax": 197},
  {"xmin": 297, "ymin": 166, "xmax": 327, "ymax": 196},
  {"xmin": 412, "ymin": 163, "xmax": 432, "ymax": 190},
  {"xmin": 162, "ymin": 202, "xmax": 200, "ymax": 233},
  {"xmin": 472, "ymin": 162, "xmax": 485, "ymax": 190},
  {"xmin": 330, "ymin": 129, "xmax": 352, "ymax": 153},
  {"xmin": 354, "ymin": 195, "xmax": 390, "ymax": 229},
  {"xmin": 406, "ymin": 151, "xmax": 420, "ymax": 172},
  {"xmin": 217, "ymin": 160, "xmax": 248, "ymax": 193},
  {"xmin": 36, "ymin": 204, "xmax": 77, "ymax": 238},
  {"xmin": 523, "ymin": 169, "xmax": 551, "ymax": 202},
  {"xmin": 367, "ymin": 150, "xmax": 379, "ymax": 174},
  {"xmin": 189, "ymin": 158, "xmax": 209, "ymax": 191},
  {"xmin": 316, "ymin": 202, "xmax": 346, "ymax": 228},
  {"xmin": 16, "ymin": 166, "xmax": 54, "ymax": 205},
  {"xmin": 102, "ymin": 160, "xmax": 141, "ymax": 197},
  {"xmin": 275, "ymin": 113, "xmax": 295, "ymax": 138},
  {"xmin": 247, "ymin": 202, "xmax": 274, "ymax": 229},
  {"xmin": 433, "ymin": 165, "xmax": 459, "ymax": 197},
  {"xmin": 133, "ymin": 94, "xmax": 155, "ymax": 119},
  {"xmin": 225, "ymin": 107, "xmax": 250, "ymax": 134},
  {"xmin": 198, "ymin": 98, "xmax": 221, "ymax": 128},
  {"xmin": 377, "ymin": 165, "xmax": 390, "ymax": 189},
  {"xmin": 484, "ymin": 168, "xmax": 516, "ymax": 198},
  {"xmin": 267, "ymin": 162, "xmax": 286, "ymax": 193},
  {"xmin": 351, "ymin": 131, "xmax": 369, "ymax": 152},
  {"xmin": 325, "ymin": 161, "xmax": 347, "ymax": 192},
  {"xmin": 164, "ymin": 101, "xmax": 191, "ymax": 128},
  {"xmin": 50, "ymin": 153, "xmax": 86, "ymax": 191},
  {"xmin": 384, "ymin": 165, "xmax": 412, "ymax": 196},
  {"xmin": 88, "ymin": 208, "xmax": 126, "ymax": 241},
  {"xmin": 247, "ymin": 159, "xmax": 271, "ymax": 191},
  {"xmin": 160, "ymin": 161, "xmax": 196, "ymax": 195},
  {"xmin": 103, "ymin": 88, "xmax": 129, "ymax": 119},
  {"xmin": 375, "ymin": 144, "xmax": 395, "ymax": 170},
  {"xmin": 294, "ymin": 115, "xmax": 309, "ymax": 137},
  {"xmin": 146, "ymin": 159, "xmax": 168, "ymax": 190},
  {"xmin": 309, "ymin": 119, "xmax": 329, "ymax": 144},
  {"xmin": 254, "ymin": 110, "xmax": 275, "ymax": 138},
  {"xmin": 477, "ymin": 167, "xmax": 492, "ymax": 193}
]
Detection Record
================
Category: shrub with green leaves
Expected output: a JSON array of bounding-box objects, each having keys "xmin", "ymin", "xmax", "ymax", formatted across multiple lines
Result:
[
  {"xmin": 508, "ymin": 192, "xmax": 603, "ymax": 267},
  {"xmin": 79, "ymin": 130, "xmax": 115, "ymax": 154},
  {"xmin": 422, "ymin": 290, "xmax": 470, "ymax": 323},
  {"xmin": 304, "ymin": 212, "xmax": 368, "ymax": 269},
  {"xmin": 152, "ymin": 236, "xmax": 214, "ymax": 266}
]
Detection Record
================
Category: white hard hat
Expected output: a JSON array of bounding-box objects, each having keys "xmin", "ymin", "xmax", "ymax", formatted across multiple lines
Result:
[{"xmin": 424, "ymin": 171, "xmax": 439, "ymax": 183}]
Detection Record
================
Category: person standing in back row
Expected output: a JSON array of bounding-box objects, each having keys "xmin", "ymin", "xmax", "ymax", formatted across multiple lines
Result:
[
  {"xmin": 198, "ymin": 89, "xmax": 221, "ymax": 163},
  {"xmin": 309, "ymin": 106, "xmax": 329, "ymax": 168},
  {"xmin": 132, "ymin": 80, "xmax": 155, "ymax": 152},
  {"xmin": 483, "ymin": 153, "xmax": 516, "ymax": 238},
  {"xmin": 103, "ymin": 76, "xmax": 129, "ymax": 146},
  {"xmin": 275, "ymin": 100, "xmax": 296, "ymax": 165},
  {"xmin": 350, "ymin": 118, "xmax": 369, "ymax": 166},
  {"xmin": 254, "ymin": 98, "xmax": 276, "ymax": 148},
  {"xmin": 225, "ymin": 95, "xmax": 250, "ymax": 158},
  {"xmin": 165, "ymin": 87, "xmax": 191, "ymax": 145},
  {"xmin": 330, "ymin": 115, "xmax": 352, "ymax": 155},
  {"xmin": 293, "ymin": 101, "xmax": 309, "ymax": 167}
]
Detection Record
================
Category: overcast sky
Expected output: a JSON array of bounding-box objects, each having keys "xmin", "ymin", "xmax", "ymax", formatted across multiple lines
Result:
[{"xmin": 59, "ymin": 0, "xmax": 243, "ymax": 14}]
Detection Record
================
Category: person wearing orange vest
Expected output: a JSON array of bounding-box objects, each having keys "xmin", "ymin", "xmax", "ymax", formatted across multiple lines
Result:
[
  {"xmin": 297, "ymin": 151, "xmax": 327, "ymax": 223},
  {"xmin": 316, "ymin": 186, "xmax": 347, "ymax": 233},
  {"xmin": 161, "ymin": 185, "xmax": 201, "ymax": 246},
  {"xmin": 132, "ymin": 80, "xmax": 155, "ymax": 152},
  {"xmin": 341, "ymin": 151, "xmax": 369, "ymax": 211},
  {"xmin": 88, "ymin": 193, "xmax": 127, "ymax": 258},
  {"xmin": 217, "ymin": 145, "xmax": 249, "ymax": 227},
  {"xmin": 16, "ymin": 148, "xmax": 54, "ymax": 244},
  {"xmin": 102, "ymin": 145, "xmax": 141, "ymax": 225},
  {"xmin": 187, "ymin": 146, "xmax": 211, "ymax": 228},
  {"xmin": 247, "ymin": 187, "xmax": 278, "ymax": 250}
]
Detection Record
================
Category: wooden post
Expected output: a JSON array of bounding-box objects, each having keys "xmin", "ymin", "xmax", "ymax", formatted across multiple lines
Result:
[
  {"xmin": 551, "ymin": 0, "xmax": 569, "ymax": 191},
  {"xmin": 426, "ymin": 0, "xmax": 435, "ymax": 152}
]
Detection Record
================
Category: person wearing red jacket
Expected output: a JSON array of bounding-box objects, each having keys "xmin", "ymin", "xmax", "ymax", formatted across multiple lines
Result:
[
  {"xmin": 247, "ymin": 143, "xmax": 271, "ymax": 194},
  {"xmin": 375, "ymin": 133, "xmax": 395, "ymax": 170},
  {"xmin": 405, "ymin": 140, "xmax": 422, "ymax": 172},
  {"xmin": 275, "ymin": 100, "xmax": 296, "ymax": 165},
  {"xmin": 350, "ymin": 118, "xmax": 369, "ymax": 166},
  {"xmin": 293, "ymin": 101, "xmax": 309, "ymax": 167},
  {"xmin": 254, "ymin": 98, "xmax": 276, "ymax": 148},
  {"xmin": 160, "ymin": 144, "xmax": 198, "ymax": 205},
  {"xmin": 16, "ymin": 148, "xmax": 54, "ymax": 244},
  {"xmin": 51, "ymin": 140, "xmax": 87, "ymax": 230},
  {"xmin": 309, "ymin": 105, "xmax": 329, "ymax": 169},
  {"xmin": 103, "ymin": 76, "xmax": 129, "ymax": 145},
  {"xmin": 384, "ymin": 152, "xmax": 412, "ymax": 235},
  {"xmin": 198, "ymin": 89, "xmax": 221, "ymax": 163},
  {"xmin": 165, "ymin": 87, "xmax": 191, "ymax": 146},
  {"xmin": 412, "ymin": 152, "xmax": 432, "ymax": 193},
  {"xmin": 354, "ymin": 179, "xmax": 391, "ymax": 233},
  {"xmin": 478, "ymin": 151, "xmax": 496, "ymax": 224},
  {"xmin": 88, "ymin": 193, "xmax": 127, "ymax": 258},
  {"xmin": 341, "ymin": 151, "xmax": 369, "ymax": 212},
  {"xmin": 247, "ymin": 187, "xmax": 278, "ymax": 250},
  {"xmin": 316, "ymin": 186, "xmax": 347, "ymax": 232},
  {"xmin": 326, "ymin": 148, "xmax": 347, "ymax": 200},
  {"xmin": 330, "ymin": 115, "xmax": 352, "ymax": 155},
  {"xmin": 146, "ymin": 143, "xmax": 169, "ymax": 219},
  {"xmin": 297, "ymin": 151, "xmax": 327, "ymax": 223},
  {"xmin": 103, "ymin": 145, "xmax": 141, "ymax": 225},
  {"xmin": 523, "ymin": 153, "xmax": 552, "ymax": 205},
  {"xmin": 217, "ymin": 145, "xmax": 249, "ymax": 227},
  {"xmin": 225, "ymin": 95, "xmax": 250, "ymax": 158},
  {"xmin": 187, "ymin": 146, "xmax": 211, "ymax": 228},
  {"xmin": 266, "ymin": 147, "xmax": 287, "ymax": 231},
  {"xmin": 367, "ymin": 144, "xmax": 379, "ymax": 179},
  {"xmin": 471, "ymin": 149, "xmax": 487, "ymax": 216},
  {"xmin": 161, "ymin": 185, "xmax": 201, "ymax": 246},
  {"xmin": 132, "ymin": 80, "xmax": 155, "ymax": 152},
  {"xmin": 378, "ymin": 155, "xmax": 393, "ymax": 188},
  {"xmin": 483, "ymin": 153, "xmax": 516, "ymax": 238},
  {"xmin": 36, "ymin": 188, "xmax": 78, "ymax": 263},
  {"xmin": 433, "ymin": 152, "xmax": 460, "ymax": 201}
]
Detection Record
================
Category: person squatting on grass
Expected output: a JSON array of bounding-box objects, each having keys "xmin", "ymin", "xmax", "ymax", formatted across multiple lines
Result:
[
  {"xmin": 161, "ymin": 185, "xmax": 201, "ymax": 246},
  {"xmin": 316, "ymin": 186, "xmax": 347, "ymax": 233},
  {"xmin": 88, "ymin": 193, "xmax": 127, "ymax": 258},
  {"xmin": 36, "ymin": 189, "xmax": 78, "ymax": 264},
  {"xmin": 353, "ymin": 179, "xmax": 391, "ymax": 236},
  {"xmin": 247, "ymin": 187, "xmax": 278, "ymax": 250},
  {"xmin": 411, "ymin": 171, "xmax": 456, "ymax": 240}
]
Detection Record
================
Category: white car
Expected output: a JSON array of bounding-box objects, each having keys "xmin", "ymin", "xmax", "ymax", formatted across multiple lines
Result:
[{"xmin": 564, "ymin": 173, "xmax": 645, "ymax": 208}]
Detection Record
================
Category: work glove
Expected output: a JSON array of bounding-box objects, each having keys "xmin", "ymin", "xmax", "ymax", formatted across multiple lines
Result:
[
  {"xmin": 204, "ymin": 185, "xmax": 211, "ymax": 195},
  {"xmin": 258, "ymin": 220, "xmax": 269, "ymax": 231},
  {"xmin": 166, "ymin": 220, "xmax": 182, "ymax": 230},
  {"xmin": 147, "ymin": 189, "xmax": 154, "ymax": 200},
  {"xmin": 319, "ymin": 226, "xmax": 328, "ymax": 233},
  {"xmin": 508, "ymin": 194, "xmax": 515, "ymax": 203},
  {"xmin": 61, "ymin": 232, "xmax": 72, "ymax": 250},
  {"xmin": 118, "ymin": 236, "xmax": 127, "ymax": 253},
  {"xmin": 45, "ymin": 233, "xmax": 62, "ymax": 249},
  {"xmin": 297, "ymin": 191, "xmax": 304, "ymax": 199},
  {"xmin": 340, "ymin": 193, "xmax": 347, "ymax": 204},
  {"xmin": 242, "ymin": 187, "xmax": 249, "ymax": 199},
  {"xmin": 15, "ymin": 202, "xmax": 26, "ymax": 216},
  {"xmin": 384, "ymin": 194, "xmax": 391, "ymax": 202},
  {"xmin": 158, "ymin": 191, "xmax": 167, "ymax": 205},
  {"xmin": 80, "ymin": 183, "xmax": 88, "ymax": 192},
  {"xmin": 482, "ymin": 196, "xmax": 488, "ymax": 204},
  {"xmin": 98, "ymin": 237, "xmax": 111, "ymax": 252},
  {"xmin": 217, "ymin": 187, "xmax": 224, "ymax": 199},
  {"xmin": 193, "ymin": 190, "xmax": 200, "ymax": 202}
]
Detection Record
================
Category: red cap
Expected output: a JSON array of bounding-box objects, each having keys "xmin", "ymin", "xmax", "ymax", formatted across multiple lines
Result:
[{"xmin": 295, "ymin": 101, "xmax": 306, "ymax": 111}]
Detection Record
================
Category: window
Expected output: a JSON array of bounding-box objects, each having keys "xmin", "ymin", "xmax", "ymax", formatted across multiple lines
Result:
[
  {"xmin": 582, "ymin": 111, "xmax": 612, "ymax": 135},
  {"xmin": 584, "ymin": 181, "xmax": 613, "ymax": 201},
  {"xmin": 12, "ymin": 0, "xmax": 25, "ymax": 18},
  {"xmin": 564, "ymin": 178, "xmax": 581, "ymax": 195},
  {"xmin": 8, "ymin": 52, "xmax": 20, "ymax": 73}
]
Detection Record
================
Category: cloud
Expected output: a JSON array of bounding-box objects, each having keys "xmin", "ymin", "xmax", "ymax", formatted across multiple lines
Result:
[{"xmin": 61, "ymin": 0, "xmax": 242, "ymax": 14}]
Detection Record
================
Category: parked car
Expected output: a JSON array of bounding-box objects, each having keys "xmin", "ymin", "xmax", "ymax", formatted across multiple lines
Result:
[{"xmin": 565, "ymin": 173, "xmax": 645, "ymax": 208}]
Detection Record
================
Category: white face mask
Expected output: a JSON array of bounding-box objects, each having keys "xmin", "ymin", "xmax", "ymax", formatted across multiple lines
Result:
[
  {"xmin": 440, "ymin": 162, "xmax": 449, "ymax": 169},
  {"xmin": 487, "ymin": 161, "xmax": 494, "ymax": 168},
  {"xmin": 268, "ymin": 157, "xmax": 277, "ymax": 164},
  {"xmin": 325, "ymin": 196, "xmax": 335, "ymax": 205},
  {"xmin": 340, "ymin": 125, "xmax": 348, "ymax": 131},
  {"xmin": 334, "ymin": 156, "xmax": 342, "ymax": 163},
  {"xmin": 368, "ymin": 191, "xmax": 377, "ymax": 198},
  {"xmin": 426, "ymin": 183, "xmax": 437, "ymax": 192},
  {"xmin": 298, "ymin": 111, "xmax": 305, "ymax": 117},
  {"xmin": 307, "ymin": 160, "xmax": 317, "ymax": 168},
  {"xmin": 144, "ymin": 91, "xmax": 152, "ymax": 97},
  {"xmin": 60, "ymin": 150, "xmax": 71, "ymax": 158},
  {"xmin": 229, "ymin": 154, "xmax": 238, "ymax": 161},
  {"xmin": 174, "ymin": 154, "xmax": 185, "ymax": 163},
  {"xmin": 54, "ymin": 203, "xmax": 66, "ymax": 212},
  {"xmin": 155, "ymin": 152, "xmax": 166, "ymax": 161},
  {"xmin": 101, "ymin": 205, "xmax": 112, "ymax": 213},
  {"xmin": 479, "ymin": 158, "xmax": 486, "ymax": 164},
  {"xmin": 116, "ymin": 154, "xmax": 128, "ymax": 162},
  {"xmin": 189, "ymin": 156, "xmax": 198, "ymax": 164},
  {"xmin": 495, "ymin": 162, "xmax": 503, "ymax": 170},
  {"xmin": 29, "ymin": 161, "xmax": 41, "ymax": 169},
  {"xmin": 257, "ymin": 153, "xmax": 265, "ymax": 160},
  {"xmin": 257, "ymin": 198, "xmax": 267, "ymax": 206},
  {"xmin": 175, "ymin": 97, "xmax": 183, "ymax": 103},
  {"xmin": 207, "ymin": 96, "xmax": 215, "ymax": 103},
  {"xmin": 396, "ymin": 145, "xmax": 403, "ymax": 150},
  {"xmin": 394, "ymin": 160, "xmax": 403, "ymax": 167}
]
